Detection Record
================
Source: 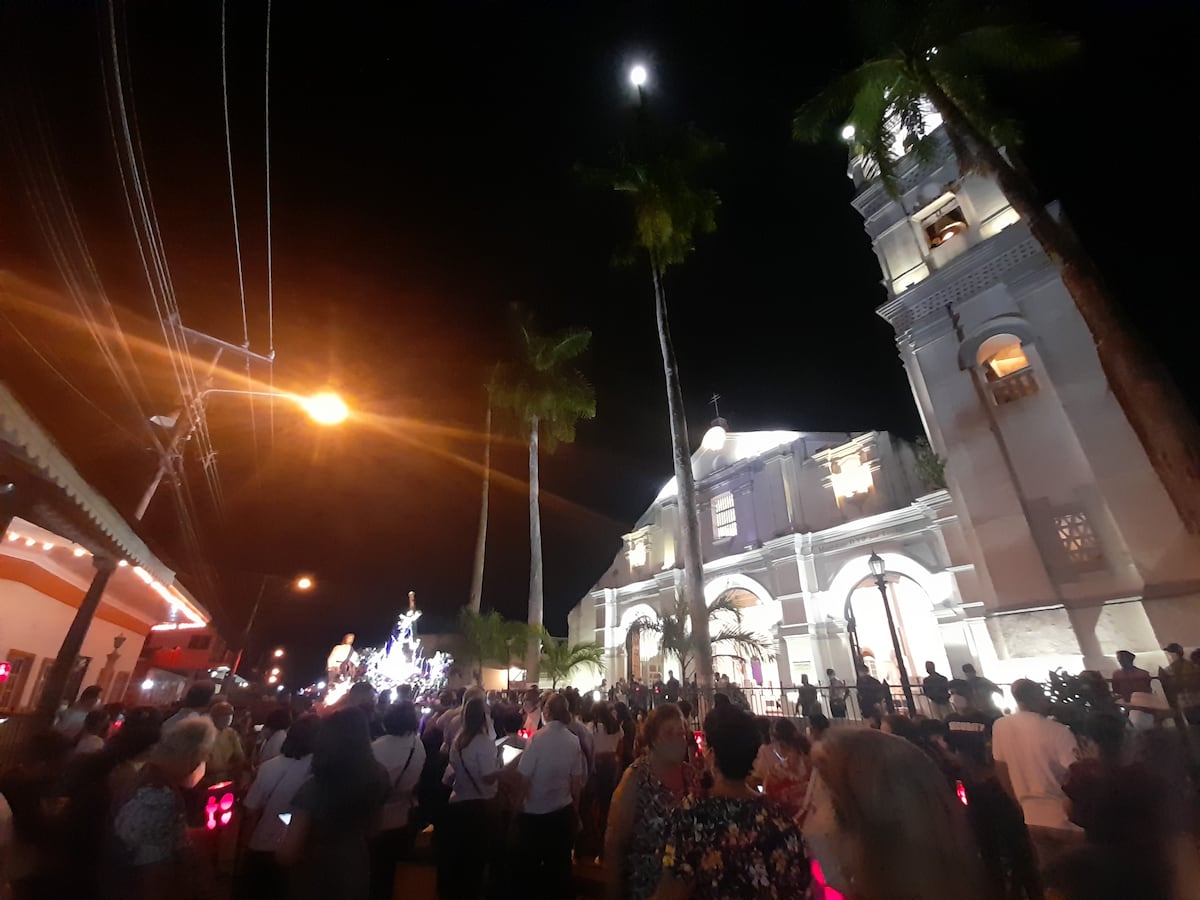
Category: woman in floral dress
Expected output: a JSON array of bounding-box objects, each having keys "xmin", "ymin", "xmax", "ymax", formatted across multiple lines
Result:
[
  {"xmin": 603, "ymin": 704, "xmax": 700, "ymax": 900},
  {"xmin": 653, "ymin": 705, "xmax": 810, "ymax": 899}
]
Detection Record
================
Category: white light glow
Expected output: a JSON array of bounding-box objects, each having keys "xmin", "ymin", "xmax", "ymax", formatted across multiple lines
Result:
[
  {"xmin": 295, "ymin": 576, "xmax": 314, "ymax": 591},
  {"xmin": 73, "ymin": 548, "xmax": 86, "ymax": 557},
  {"xmin": 979, "ymin": 206, "xmax": 1021, "ymax": 240},
  {"xmin": 317, "ymin": 681, "xmax": 327, "ymax": 689},
  {"xmin": 300, "ymin": 391, "xmax": 348, "ymax": 426},
  {"xmin": 830, "ymin": 455, "xmax": 874, "ymax": 499},
  {"xmin": 276, "ymin": 685, "xmax": 284, "ymax": 692},
  {"xmin": 141, "ymin": 678, "xmax": 154, "ymax": 691},
  {"xmin": 24, "ymin": 538, "xmax": 35, "ymax": 547},
  {"xmin": 841, "ymin": 124, "xmax": 856, "ymax": 141},
  {"xmin": 267, "ymin": 675, "xmax": 278, "ymax": 684},
  {"xmin": 629, "ymin": 64, "xmax": 648, "ymax": 87},
  {"xmin": 118, "ymin": 560, "xmax": 129, "ymax": 567},
  {"xmin": 273, "ymin": 648, "xmax": 285, "ymax": 658},
  {"xmin": 592, "ymin": 690, "xmax": 602, "ymax": 702},
  {"xmin": 6, "ymin": 531, "xmax": 18, "ymax": 541},
  {"xmin": 270, "ymin": 667, "xmax": 280, "ymax": 676},
  {"xmin": 627, "ymin": 539, "xmax": 647, "ymax": 569},
  {"xmin": 41, "ymin": 542, "xmax": 53, "ymax": 550},
  {"xmin": 701, "ymin": 424, "xmax": 727, "ymax": 451}
]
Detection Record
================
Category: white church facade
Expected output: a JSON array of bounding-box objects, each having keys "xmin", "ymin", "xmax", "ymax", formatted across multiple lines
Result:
[{"xmin": 567, "ymin": 111, "xmax": 1200, "ymax": 695}]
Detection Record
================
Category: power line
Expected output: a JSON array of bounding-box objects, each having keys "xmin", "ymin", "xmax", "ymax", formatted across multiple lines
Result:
[
  {"xmin": 219, "ymin": 0, "xmax": 260, "ymax": 469},
  {"xmin": 264, "ymin": 0, "xmax": 276, "ymax": 447}
]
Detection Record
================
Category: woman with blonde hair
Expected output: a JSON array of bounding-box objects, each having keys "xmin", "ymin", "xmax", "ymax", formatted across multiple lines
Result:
[{"xmin": 803, "ymin": 727, "xmax": 987, "ymax": 900}]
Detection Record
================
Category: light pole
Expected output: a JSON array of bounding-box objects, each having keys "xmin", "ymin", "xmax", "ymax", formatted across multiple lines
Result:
[
  {"xmin": 230, "ymin": 574, "xmax": 314, "ymax": 676},
  {"xmin": 868, "ymin": 552, "xmax": 917, "ymax": 716},
  {"xmin": 135, "ymin": 388, "xmax": 349, "ymax": 520}
]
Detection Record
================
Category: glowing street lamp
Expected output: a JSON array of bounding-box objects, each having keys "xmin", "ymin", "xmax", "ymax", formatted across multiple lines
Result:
[
  {"xmin": 298, "ymin": 391, "xmax": 349, "ymax": 426},
  {"xmin": 629, "ymin": 64, "xmax": 648, "ymax": 87},
  {"xmin": 273, "ymin": 647, "xmax": 285, "ymax": 658},
  {"xmin": 295, "ymin": 576, "xmax": 314, "ymax": 592}
]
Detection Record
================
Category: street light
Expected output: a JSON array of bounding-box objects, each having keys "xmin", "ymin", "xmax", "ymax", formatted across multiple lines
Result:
[
  {"xmin": 629, "ymin": 64, "xmax": 648, "ymax": 87},
  {"xmin": 135, "ymin": 388, "xmax": 350, "ymax": 520},
  {"xmin": 230, "ymin": 574, "xmax": 317, "ymax": 676},
  {"xmin": 868, "ymin": 551, "xmax": 917, "ymax": 716}
]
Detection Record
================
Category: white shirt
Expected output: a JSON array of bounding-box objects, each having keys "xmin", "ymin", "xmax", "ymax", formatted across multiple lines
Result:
[
  {"xmin": 992, "ymin": 710, "xmax": 1080, "ymax": 830},
  {"xmin": 260, "ymin": 728, "xmax": 287, "ymax": 763},
  {"xmin": 372, "ymin": 734, "xmax": 426, "ymax": 830},
  {"xmin": 327, "ymin": 643, "xmax": 359, "ymax": 670},
  {"xmin": 518, "ymin": 721, "xmax": 584, "ymax": 815},
  {"xmin": 242, "ymin": 754, "xmax": 312, "ymax": 852},
  {"xmin": 74, "ymin": 733, "xmax": 106, "ymax": 755},
  {"xmin": 448, "ymin": 733, "xmax": 498, "ymax": 803},
  {"xmin": 591, "ymin": 723, "xmax": 621, "ymax": 755}
]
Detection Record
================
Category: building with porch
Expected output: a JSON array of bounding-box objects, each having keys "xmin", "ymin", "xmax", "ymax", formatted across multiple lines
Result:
[{"xmin": 0, "ymin": 383, "xmax": 211, "ymax": 715}]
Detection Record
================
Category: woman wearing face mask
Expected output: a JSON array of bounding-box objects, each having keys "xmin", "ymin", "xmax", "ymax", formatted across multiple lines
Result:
[
  {"xmin": 603, "ymin": 704, "xmax": 699, "ymax": 900},
  {"xmin": 112, "ymin": 716, "xmax": 217, "ymax": 900}
]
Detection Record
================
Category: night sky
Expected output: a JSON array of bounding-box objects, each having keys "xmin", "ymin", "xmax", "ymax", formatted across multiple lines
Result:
[{"xmin": 0, "ymin": 1, "xmax": 1192, "ymax": 683}]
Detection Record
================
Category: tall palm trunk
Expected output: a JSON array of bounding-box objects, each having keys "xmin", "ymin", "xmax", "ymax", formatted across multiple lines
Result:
[
  {"xmin": 650, "ymin": 256, "xmax": 712, "ymax": 701},
  {"xmin": 468, "ymin": 402, "xmax": 492, "ymax": 613},
  {"xmin": 919, "ymin": 71, "xmax": 1200, "ymax": 533},
  {"xmin": 526, "ymin": 414, "xmax": 544, "ymax": 681}
]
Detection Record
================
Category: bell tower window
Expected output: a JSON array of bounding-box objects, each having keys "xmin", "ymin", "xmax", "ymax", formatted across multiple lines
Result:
[
  {"xmin": 977, "ymin": 334, "xmax": 1038, "ymax": 405},
  {"xmin": 917, "ymin": 195, "xmax": 968, "ymax": 248}
]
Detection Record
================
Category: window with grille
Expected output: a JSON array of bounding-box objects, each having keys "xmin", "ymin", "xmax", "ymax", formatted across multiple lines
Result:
[
  {"xmin": 1054, "ymin": 511, "xmax": 1102, "ymax": 566},
  {"xmin": 712, "ymin": 491, "xmax": 737, "ymax": 539}
]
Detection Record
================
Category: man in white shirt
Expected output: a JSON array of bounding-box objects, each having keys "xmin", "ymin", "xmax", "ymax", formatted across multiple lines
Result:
[
  {"xmin": 992, "ymin": 678, "xmax": 1082, "ymax": 867},
  {"xmin": 517, "ymin": 693, "xmax": 584, "ymax": 896},
  {"xmin": 326, "ymin": 633, "xmax": 360, "ymax": 683}
]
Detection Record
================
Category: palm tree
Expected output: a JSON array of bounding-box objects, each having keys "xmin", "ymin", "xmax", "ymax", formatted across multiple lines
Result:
[
  {"xmin": 793, "ymin": 1, "xmax": 1200, "ymax": 532},
  {"xmin": 468, "ymin": 371, "xmax": 498, "ymax": 614},
  {"xmin": 627, "ymin": 593, "xmax": 774, "ymax": 686},
  {"xmin": 456, "ymin": 609, "xmax": 536, "ymax": 689},
  {"xmin": 493, "ymin": 317, "xmax": 596, "ymax": 681},
  {"xmin": 539, "ymin": 637, "xmax": 605, "ymax": 691},
  {"xmin": 598, "ymin": 125, "xmax": 722, "ymax": 701}
]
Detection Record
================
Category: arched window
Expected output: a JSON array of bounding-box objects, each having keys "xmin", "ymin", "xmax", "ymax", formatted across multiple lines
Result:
[{"xmin": 976, "ymin": 334, "xmax": 1038, "ymax": 404}]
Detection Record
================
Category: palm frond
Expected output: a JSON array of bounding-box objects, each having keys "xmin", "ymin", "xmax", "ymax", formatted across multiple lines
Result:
[
  {"xmin": 711, "ymin": 627, "xmax": 775, "ymax": 662},
  {"xmin": 791, "ymin": 56, "xmax": 907, "ymax": 144}
]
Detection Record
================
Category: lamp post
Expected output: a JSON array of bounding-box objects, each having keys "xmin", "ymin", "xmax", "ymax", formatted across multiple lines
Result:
[
  {"xmin": 135, "ymin": 388, "xmax": 349, "ymax": 520},
  {"xmin": 868, "ymin": 552, "xmax": 917, "ymax": 716},
  {"xmin": 230, "ymin": 574, "xmax": 314, "ymax": 676}
]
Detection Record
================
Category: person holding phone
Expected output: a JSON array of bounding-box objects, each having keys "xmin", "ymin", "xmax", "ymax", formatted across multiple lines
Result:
[
  {"xmin": 239, "ymin": 715, "xmax": 319, "ymax": 900},
  {"xmin": 370, "ymin": 703, "xmax": 426, "ymax": 900}
]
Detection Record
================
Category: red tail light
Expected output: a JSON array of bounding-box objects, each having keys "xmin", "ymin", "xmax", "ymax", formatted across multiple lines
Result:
[{"xmin": 955, "ymin": 779, "xmax": 969, "ymax": 806}]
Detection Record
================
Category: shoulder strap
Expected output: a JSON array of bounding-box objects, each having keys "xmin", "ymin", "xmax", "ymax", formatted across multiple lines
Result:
[
  {"xmin": 457, "ymin": 741, "xmax": 483, "ymax": 795},
  {"xmin": 391, "ymin": 742, "xmax": 417, "ymax": 790}
]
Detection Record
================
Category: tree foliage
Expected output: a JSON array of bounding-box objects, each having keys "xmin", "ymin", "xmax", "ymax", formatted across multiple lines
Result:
[
  {"xmin": 628, "ymin": 593, "xmax": 774, "ymax": 683},
  {"xmin": 539, "ymin": 638, "xmax": 605, "ymax": 690},
  {"xmin": 792, "ymin": 0, "xmax": 1077, "ymax": 195},
  {"xmin": 491, "ymin": 313, "xmax": 596, "ymax": 452},
  {"xmin": 456, "ymin": 609, "xmax": 537, "ymax": 682}
]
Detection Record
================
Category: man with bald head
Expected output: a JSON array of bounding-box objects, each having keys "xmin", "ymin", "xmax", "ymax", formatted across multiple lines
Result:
[{"xmin": 516, "ymin": 692, "xmax": 585, "ymax": 894}]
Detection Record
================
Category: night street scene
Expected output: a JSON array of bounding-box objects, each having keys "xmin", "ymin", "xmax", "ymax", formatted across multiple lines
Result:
[{"xmin": 1, "ymin": 1, "xmax": 1198, "ymax": 898}]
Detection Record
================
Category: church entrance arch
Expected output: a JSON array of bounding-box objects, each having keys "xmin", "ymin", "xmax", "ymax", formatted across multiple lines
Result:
[
  {"xmin": 617, "ymin": 602, "xmax": 661, "ymax": 684},
  {"xmin": 703, "ymin": 574, "xmax": 781, "ymax": 687},
  {"xmin": 827, "ymin": 555, "xmax": 949, "ymax": 689}
]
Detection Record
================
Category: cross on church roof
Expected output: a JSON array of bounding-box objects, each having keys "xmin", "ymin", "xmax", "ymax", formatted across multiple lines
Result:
[{"xmin": 709, "ymin": 393, "xmax": 721, "ymax": 417}]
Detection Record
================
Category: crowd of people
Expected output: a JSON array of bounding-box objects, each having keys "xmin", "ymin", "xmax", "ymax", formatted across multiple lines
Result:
[{"xmin": 2, "ymin": 657, "xmax": 1200, "ymax": 900}]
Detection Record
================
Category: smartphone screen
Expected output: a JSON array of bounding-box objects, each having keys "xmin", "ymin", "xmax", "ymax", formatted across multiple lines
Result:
[
  {"xmin": 500, "ymin": 744, "xmax": 523, "ymax": 766},
  {"xmin": 278, "ymin": 812, "xmax": 292, "ymax": 825}
]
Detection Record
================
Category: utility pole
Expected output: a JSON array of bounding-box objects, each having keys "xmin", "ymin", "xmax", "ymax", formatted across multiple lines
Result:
[{"xmin": 135, "ymin": 327, "xmax": 274, "ymax": 520}]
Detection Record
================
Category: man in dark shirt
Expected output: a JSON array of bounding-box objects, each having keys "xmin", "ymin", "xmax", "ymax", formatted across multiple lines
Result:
[
  {"xmin": 797, "ymin": 674, "xmax": 820, "ymax": 719},
  {"xmin": 855, "ymin": 664, "xmax": 887, "ymax": 721},
  {"xmin": 1110, "ymin": 650, "xmax": 1152, "ymax": 702},
  {"xmin": 922, "ymin": 661, "xmax": 951, "ymax": 719},
  {"xmin": 963, "ymin": 663, "xmax": 1002, "ymax": 716},
  {"xmin": 664, "ymin": 671, "xmax": 681, "ymax": 704}
]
